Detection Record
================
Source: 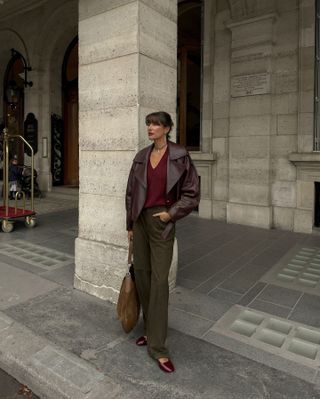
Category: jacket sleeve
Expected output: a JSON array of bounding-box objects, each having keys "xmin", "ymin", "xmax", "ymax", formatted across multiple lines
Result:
[
  {"xmin": 125, "ymin": 163, "xmax": 135, "ymax": 231},
  {"xmin": 168, "ymin": 155, "xmax": 200, "ymax": 222}
]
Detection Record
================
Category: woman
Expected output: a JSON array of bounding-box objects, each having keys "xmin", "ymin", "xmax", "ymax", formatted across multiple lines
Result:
[{"xmin": 125, "ymin": 111, "xmax": 200, "ymax": 373}]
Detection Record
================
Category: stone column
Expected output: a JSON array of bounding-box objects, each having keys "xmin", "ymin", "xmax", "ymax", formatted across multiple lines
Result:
[
  {"xmin": 75, "ymin": 0, "xmax": 177, "ymax": 302},
  {"xmin": 226, "ymin": 13, "xmax": 277, "ymax": 229}
]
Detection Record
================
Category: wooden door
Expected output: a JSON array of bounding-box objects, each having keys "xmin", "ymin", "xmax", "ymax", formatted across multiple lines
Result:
[{"xmin": 62, "ymin": 37, "xmax": 78, "ymax": 186}]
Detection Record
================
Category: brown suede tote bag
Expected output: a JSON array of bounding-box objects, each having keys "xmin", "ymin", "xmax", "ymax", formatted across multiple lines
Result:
[{"xmin": 117, "ymin": 240, "xmax": 140, "ymax": 333}]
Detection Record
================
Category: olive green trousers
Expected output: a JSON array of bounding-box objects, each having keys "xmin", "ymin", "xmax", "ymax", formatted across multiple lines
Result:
[{"xmin": 133, "ymin": 206, "xmax": 175, "ymax": 360}]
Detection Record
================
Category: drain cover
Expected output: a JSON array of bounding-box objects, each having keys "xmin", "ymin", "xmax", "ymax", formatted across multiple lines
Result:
[
  {"xmin": 261, "ymin": 246, "xmax": 320, "ymax": 295},
  {"xmin": 0, "ymin": 240, "xmax": 74, "ymax": 271},
  {"xmin": 207, "ymin": 305, "xmax": 320, "ymax": 377}
]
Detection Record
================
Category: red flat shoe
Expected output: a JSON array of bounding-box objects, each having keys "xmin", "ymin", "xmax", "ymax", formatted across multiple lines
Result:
[
  {"xmin": 136, "ymin": 336, "xmax": 147, "ymax": 346},
  {"xmin": 157, "ymin": 359, "xmax": 175, "ymax": 373}
]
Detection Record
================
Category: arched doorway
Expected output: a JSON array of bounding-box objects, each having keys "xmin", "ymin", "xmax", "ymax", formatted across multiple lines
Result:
[
  {"xmin": 3, "ymin": 52, "xmax": 25, "ymax": 162},
  {"xmin": 62, "ymin": 37, "xmax": 78, "ymax": 186}
]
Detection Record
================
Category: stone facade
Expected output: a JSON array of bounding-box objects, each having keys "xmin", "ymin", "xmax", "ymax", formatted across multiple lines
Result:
[{"xmin": 195, "ymin": 0, "xmax": 318, "ymax": 234}]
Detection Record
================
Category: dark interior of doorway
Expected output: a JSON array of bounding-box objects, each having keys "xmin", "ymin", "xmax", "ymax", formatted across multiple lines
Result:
[
  {"xmin": 177, "ymin": 0, "xmax": 202, "ymax": 150},
  {"xmin": 61, "ymin": 36, "xmax": 79, "ymax": 187}
]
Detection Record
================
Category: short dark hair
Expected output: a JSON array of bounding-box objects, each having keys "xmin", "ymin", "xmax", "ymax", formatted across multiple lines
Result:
[{"xmin": 145, "ymin": 111, "xmax": 174, "ymax": 133}]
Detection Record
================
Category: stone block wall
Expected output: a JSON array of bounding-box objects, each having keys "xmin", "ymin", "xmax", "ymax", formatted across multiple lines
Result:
[{"xmin": 209, "ymin": 0, "xmax": 318, "ymax": 232}]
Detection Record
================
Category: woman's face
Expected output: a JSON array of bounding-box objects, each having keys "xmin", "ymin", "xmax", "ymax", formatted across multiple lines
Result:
[{"xmin": 147, "ymin": 122, "xmax": 169, "ymax": 141}]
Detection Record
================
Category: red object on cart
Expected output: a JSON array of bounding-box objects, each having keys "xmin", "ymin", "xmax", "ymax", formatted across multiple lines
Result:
[
  {"xmin": 1, "ymin": 129, "xmax": 37, "ymax": 232},
  {"xmin": 0, "ymin": 205, "xmax": 36, "ymax": 232},
  {"xmin": 0, "ymin": 206, "xmax": 35, "ymax": 219}
]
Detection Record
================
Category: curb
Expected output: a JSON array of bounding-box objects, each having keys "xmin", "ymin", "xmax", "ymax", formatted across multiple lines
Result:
[{"xmin": 0, "ymin": 312, "xmax": 121, "ymax": 399}]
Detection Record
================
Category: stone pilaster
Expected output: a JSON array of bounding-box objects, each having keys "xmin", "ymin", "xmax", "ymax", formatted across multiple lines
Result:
[
  {"xmin": 211, "ymin": 2, "xmax": 231, "ymax": 221},
  {"xmin": 289, "ymin": 0, "xmax": 316, "ymax": 234},
  {"xmin": 75, "ymin": 0, "xmax": 177, "ymax": 302},
  {"xmin": 226, "ymin": 13, "xmax": 277, "ymax": 228}
]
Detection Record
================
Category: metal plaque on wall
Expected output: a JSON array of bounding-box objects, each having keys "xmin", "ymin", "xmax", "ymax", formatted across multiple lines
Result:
[
  {"xmin": 231, "ymin": 72, "xmax": 271, "ymax": 97},
  {"xmin": 51, "ymin": 114, "xmax": 63, "ymax": 185}
]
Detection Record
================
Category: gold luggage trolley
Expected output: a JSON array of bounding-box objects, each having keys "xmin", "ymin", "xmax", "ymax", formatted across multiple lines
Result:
[{"xmin": 0, "ymin": 128, "xmax": 36, "ymax": 232}]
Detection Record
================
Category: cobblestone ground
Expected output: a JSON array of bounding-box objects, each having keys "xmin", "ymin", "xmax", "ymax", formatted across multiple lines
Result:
[{"xmin": 0, "ymin": 368, "xmax": 39, "ymax": 399}]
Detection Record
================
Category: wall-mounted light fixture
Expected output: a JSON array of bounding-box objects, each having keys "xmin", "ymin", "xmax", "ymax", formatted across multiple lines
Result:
[{"xmin": 10, "ymin": 48, "xmax": 33, "ymax": 87}]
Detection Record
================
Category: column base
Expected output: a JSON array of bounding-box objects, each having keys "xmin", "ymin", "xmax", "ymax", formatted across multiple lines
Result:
[{"xmin": 75, "ymin": 236, "xmax": 178, "ymax": 304}]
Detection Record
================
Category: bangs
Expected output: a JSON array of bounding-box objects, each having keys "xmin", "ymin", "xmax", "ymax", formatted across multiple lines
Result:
[{"xmin": 145, "ymin": 114, "xmax": 162, "ymax": 126}]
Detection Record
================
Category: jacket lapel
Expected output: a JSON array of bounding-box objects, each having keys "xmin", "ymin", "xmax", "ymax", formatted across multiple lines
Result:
[
  {"xmin": 166, "ymin": 142, "xmax": 187, "ymax": 193},
  {"xmin": 133, "ymin": 145, "xmax": 152, "ymax": 189}
]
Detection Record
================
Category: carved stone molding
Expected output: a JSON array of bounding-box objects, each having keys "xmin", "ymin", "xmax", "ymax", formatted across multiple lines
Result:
[{"xmin": 228, "ymin": 0, "xmax": 276, "ymax": 21}]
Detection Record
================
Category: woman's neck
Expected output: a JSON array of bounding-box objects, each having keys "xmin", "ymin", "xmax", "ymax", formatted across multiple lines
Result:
[{"xmin": 153, "ymin": 138, "xmax": 167, "ymax": 151}]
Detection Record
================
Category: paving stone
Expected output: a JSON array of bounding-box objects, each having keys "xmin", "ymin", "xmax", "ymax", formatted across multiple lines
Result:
[
  {"xmin": 249, "ymin": 299, "xmax": 291, "ymax": 318},
  {"xmin": 289, "ymin": 293, "xmax": 320, "ymax": 329},
  {"xmin": 193, "ymin": 270, "xmax": 232, "ymax": 294},
  {"xmin": 0, "ymin": 262, "xmax": 58, "ymax": 310},
  {"xmin": 219, "ymin": 264, "xmax": 270, "ymax": 295},
  {"xmin": 176, "ymin": 277, "xmax": 199, "ymax": 290},
  {"xmin": 179, "ymin": 255, "xmax": 232, "ymax": 282},
  {"xmin": 208, "ymin": 288, "xmax": 242, "ymax": 304},
  {"xmin": 40, "ymin": 263, "xmax": 75, "ymax": 288},
  {"xmin": 168, "ymin": 307, "xmax": 214, "ymax": 338},
  {"xmin": 170, "ymin": 286, "xmax": 232, "ymax": 322},
  {"xmin": 237, "ymin": 282, "xmax": 267, "ymax": 306},
  {"xmin": 256, "ymin": 284, "xmax": 302, "ymax": 308}
]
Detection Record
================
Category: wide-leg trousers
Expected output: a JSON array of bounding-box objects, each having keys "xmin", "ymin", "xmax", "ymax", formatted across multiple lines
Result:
[{"xmin": 133, "ymin": 206, "xmax": 175, "ymax": 360}]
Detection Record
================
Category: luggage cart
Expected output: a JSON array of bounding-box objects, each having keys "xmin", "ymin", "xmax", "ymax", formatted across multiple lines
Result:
[{"xmin": 0, "ymin": 128, "xmax": 36, "ymax": 233}]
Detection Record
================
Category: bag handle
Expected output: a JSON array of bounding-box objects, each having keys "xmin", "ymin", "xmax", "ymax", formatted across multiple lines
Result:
[{"xmin": 128, "ymin": 239, "xmax": 133, "ymax": 265}]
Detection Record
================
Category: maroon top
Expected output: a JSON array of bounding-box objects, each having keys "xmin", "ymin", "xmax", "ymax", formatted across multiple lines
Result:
[{"xmin": 144, "ymin": 148, "xmax": 169, "ymax": 209}]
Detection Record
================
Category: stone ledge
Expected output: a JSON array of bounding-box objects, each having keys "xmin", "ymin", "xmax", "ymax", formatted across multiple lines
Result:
[
  {"xmin": 226, "ymin": 12, "xmax": 278, "ymax": 30},
  {"xmin": 289, "ymin": 152, "xmax": 320, "ymax": 167},
  {"xmin": 189, "ymin": 152, "xmax": 217, "ymax": 162}
]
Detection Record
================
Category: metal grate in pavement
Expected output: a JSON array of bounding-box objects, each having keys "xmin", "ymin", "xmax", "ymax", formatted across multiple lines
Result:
[
  {"xmin": 207, "ymin": 305, "xmax": 320, "ymax": 371},
  {"xmin": 0, "ymin": 240, "xmax": 74, "ymax": 271},
  {"xmin": 261, "ymin": 246, "xmax": 320, "ymax": 296}
]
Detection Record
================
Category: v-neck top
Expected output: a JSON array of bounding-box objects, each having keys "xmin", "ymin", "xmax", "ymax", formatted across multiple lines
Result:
[{"xmin": 144, "ymin": 148, "xmax": 169, "ymax": 209}]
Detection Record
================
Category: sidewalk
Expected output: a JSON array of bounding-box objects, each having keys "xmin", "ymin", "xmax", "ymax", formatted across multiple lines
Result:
[{"xmin": 0, "ymin": 189, "xmax": 320, "ymax": 398}]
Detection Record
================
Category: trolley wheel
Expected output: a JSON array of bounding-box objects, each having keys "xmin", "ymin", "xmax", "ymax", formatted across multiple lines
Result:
[
  {"xmin": 25, "ymin": 216, "xmax": 36, "ymax": 228},
  {"xmin": 2, "ymin": 220, "xmax": 14, "ymax": 233}
]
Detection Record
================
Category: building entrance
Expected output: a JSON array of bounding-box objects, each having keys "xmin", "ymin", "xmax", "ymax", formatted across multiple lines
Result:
[{"xmin": 62, "ymin": 37, "xmax": 78, "ymax": 186}]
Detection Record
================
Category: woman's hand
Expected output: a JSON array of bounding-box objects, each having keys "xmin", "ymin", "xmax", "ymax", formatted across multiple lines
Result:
[
  {"xmin": 153, "ymin": 211, "xmax": 171, "ymax": 223},
  {"xmin": 128, "ymin": 230, "xmax": 133, "ymax": 241}
]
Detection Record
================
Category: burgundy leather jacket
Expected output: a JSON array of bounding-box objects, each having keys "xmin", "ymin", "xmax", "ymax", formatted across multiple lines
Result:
[{"xmin": 126, "ymin": 141, "xmax": 200, "ymax": 239}]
